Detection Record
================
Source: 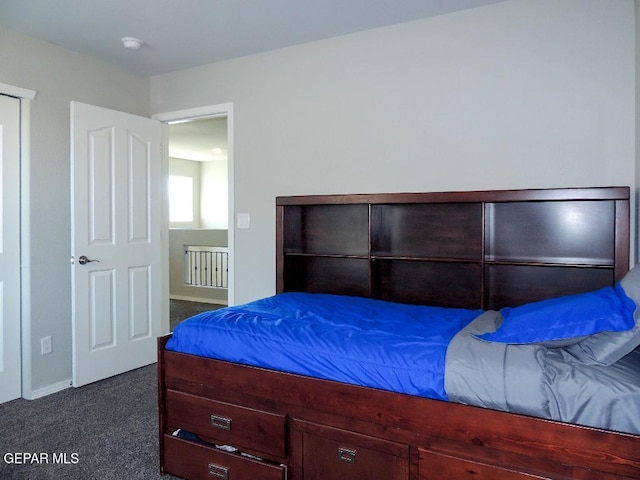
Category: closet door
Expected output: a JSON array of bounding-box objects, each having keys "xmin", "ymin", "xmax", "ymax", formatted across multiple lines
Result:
[{"xmin": 0, "ymin": 94, "xmax": 21, "ymax": 403}]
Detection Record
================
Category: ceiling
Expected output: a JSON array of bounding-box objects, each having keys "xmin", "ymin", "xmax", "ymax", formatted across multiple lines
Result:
[
  {"xmin": 169, "ymin": 117, "xmax": 228, "ymax": 162},
  {"xmin": 0, "ymin": 0, "xmax": 506, "ymax": 160},
  {"xmin": 0, "ymin": 0, "xmax": 506, "ymax": 77}
]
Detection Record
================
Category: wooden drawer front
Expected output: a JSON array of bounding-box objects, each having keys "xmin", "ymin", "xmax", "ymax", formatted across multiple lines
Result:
[
  {"xmin": 295, "ymin": 421, "xmax": 409, "ymax": 480},
  {"xmin": 419, "ymin": 449, "xmax": 550, "ymax": 480},
  {"xmin": 166, "ymin": 389, "xmax": 286, "ymax": 458},
  {"xmin": 163, "ymin": 435, "xmax": 285, "ymax": 480}
]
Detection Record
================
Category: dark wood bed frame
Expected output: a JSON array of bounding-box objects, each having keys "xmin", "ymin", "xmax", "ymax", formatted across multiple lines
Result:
[{"xmin": 159, "ymin": 186, "xmax": 640, "ymax": 480}]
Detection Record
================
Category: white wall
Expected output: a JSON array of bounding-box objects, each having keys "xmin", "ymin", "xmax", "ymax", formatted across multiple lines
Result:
[
  {"xmin": 169, "ymin": 157, "xmax": 228, "ymax": 228},
  {"xmin": 151, "ymin": 0, "xmax": 636, "ymax": 305},
  {"xmin": 0, "ymin": 27, "xmax": 150, "ymax": 392},
  {"xmin": 169, "ymin": 157, "xmax": 202, "ymax": 228},
  {"xmin": 201, "ymin": 160, "xmax": 228, "ymax": 229}
]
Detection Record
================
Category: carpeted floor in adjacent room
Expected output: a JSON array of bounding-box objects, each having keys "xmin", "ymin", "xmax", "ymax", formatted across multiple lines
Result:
[{"xmin": 170, "ymin": 299, "xmax": 224, "ymax": 331}]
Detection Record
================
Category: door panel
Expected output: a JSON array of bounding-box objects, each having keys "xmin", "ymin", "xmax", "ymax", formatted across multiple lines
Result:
[
  {"xmin": 0, "ymin": 94, "xmax": 20, "ymax": 403},
  {"xmin": 129, "ymin": 266, "xmax": 151, "ymax": 339},
  {"xmin": 71, "ymin": 101, "xmax": 163, "ymax": 387},
  {"xmin": 89, "ymin": 269, "xmax": 115, "ymax": 350}
]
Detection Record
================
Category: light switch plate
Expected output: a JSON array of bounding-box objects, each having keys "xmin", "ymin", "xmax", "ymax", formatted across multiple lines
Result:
[{"xmin": 237, "ymin": 213, "xmax": 250, "ymax": 229}]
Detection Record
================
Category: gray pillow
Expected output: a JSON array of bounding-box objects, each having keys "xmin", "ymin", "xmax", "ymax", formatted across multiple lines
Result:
[{"xmin": 562, "ymin": 264, "xmax": 640, "ymax": 366}]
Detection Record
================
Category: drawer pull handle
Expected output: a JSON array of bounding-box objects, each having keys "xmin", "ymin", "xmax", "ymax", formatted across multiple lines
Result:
[
  {"xmin": 208, "ymin": 463, "xmax": 229, "ymax": 479},
  {"xmin": 338, "ymin": 447, "xmax": 356, "ymax": 464},
  {"xmin": 211, "ymin": 414, "xmax": 232, "ymax": 431}
]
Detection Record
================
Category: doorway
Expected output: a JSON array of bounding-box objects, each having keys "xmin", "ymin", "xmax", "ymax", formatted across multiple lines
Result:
[{"xmin": 153, "ymin": 104, "xmax": 234, "ymax": 330}]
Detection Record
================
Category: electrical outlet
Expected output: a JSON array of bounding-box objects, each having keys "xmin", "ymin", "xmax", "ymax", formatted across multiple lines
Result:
[{"xmin": 41, "ymin": 336, "xmax": 52, "ymax": 355}]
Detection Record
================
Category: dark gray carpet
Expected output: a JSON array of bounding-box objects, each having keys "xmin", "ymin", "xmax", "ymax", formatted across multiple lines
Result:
[
  {"xmin": 0, "ymin": 364, "xmax": 180, "ymax": 480},
  {"xmin": 0, "ymin": 300, "xmax": 224, "ymax": 479}
]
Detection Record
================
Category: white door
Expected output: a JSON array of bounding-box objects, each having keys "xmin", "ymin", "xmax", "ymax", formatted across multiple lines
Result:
[
  {"xmin": 0, "ymin": 95, "xmax": 21, "ymax": 403},
  {"xmin": 71, "ymin": 101, "xmax": 163, "ymax": 387}
]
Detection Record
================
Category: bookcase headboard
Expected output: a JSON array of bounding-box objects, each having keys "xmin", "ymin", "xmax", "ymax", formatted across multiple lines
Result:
[{"xmin": 276, "ymin": 187, "xmax": 630, "ymax": 310}]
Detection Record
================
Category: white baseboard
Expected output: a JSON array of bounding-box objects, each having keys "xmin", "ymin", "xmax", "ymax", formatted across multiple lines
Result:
[
  {"xmin": 25, "ymin": 378, "xmax": 72, "ymax": 400},
  {"xmin": 170, "ymin": 294, "xmax": 227, "ymax": 305}
]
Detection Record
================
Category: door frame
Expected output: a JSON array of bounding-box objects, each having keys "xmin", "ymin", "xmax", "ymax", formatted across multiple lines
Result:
[
  {"xmin": 153, "ymin": 103, "xmax": 235, "ymax": 309},
  {"xmin": 0, "ymin": 82, "xmax": 36, "ymax": 400}
]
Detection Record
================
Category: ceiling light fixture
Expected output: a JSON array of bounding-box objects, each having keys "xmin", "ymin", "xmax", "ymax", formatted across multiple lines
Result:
[{"xmin": 121, "ymin": 37, "xmax": 144, "ymax": 51}]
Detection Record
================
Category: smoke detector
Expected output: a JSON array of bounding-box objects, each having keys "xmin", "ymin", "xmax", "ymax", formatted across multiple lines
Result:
[{"xmin": 121, "ymin": 37, "xmax": 144, "ymax": 51}]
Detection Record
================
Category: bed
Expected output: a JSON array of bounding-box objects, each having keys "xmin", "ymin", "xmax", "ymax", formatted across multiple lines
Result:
[{"xmin": 158, "ymin": 186, "xmax": 640, "ymax": 480}]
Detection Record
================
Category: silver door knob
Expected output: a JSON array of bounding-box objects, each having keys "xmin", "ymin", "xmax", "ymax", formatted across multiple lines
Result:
[{"xmin": 77, "ymin": 255, "xmax": 99, "ymax": 265}]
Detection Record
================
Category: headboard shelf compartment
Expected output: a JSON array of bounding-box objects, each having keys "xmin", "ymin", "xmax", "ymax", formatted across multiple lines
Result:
[
  {"xmin": 282, "ymin": 203, "xmax": 369, "ymax": 256},
  {"xmin": 276, "ymin": 187, "xmax": 629, "ymax": 310},
  {"xmin": 370, "ymin": 203, "xmax": 483, "ymax": 260},
  {"xmin": 484, "ymin": 200, "xmax": 616, "ymax": 266}
]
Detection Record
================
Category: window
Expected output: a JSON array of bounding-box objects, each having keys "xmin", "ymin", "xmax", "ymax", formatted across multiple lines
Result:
[{"xmin": 169, "ymin": 175, "xmax": 194, "ymax": 222}]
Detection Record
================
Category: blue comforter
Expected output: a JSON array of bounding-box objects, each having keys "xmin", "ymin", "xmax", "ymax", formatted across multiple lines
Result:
[{"xmin": 166, "ymin": 292, "xmax": 482, "ymax": 400}]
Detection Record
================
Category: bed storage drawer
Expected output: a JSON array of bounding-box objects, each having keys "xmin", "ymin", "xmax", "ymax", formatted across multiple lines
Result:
[
  {"xmin": 292, "ymin": 420, "xmax": 409, "ymax": 480},
  {"xmin": 165, "ymin": 389, "xmax": 286, "ymax": 458},
  {"xmin": 163, "ymin": 435, "xmax": 286, "ymax": 480},
  {"xmin": 419, "ymin": 449, "xmax": 550, "ymax": 480}
]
